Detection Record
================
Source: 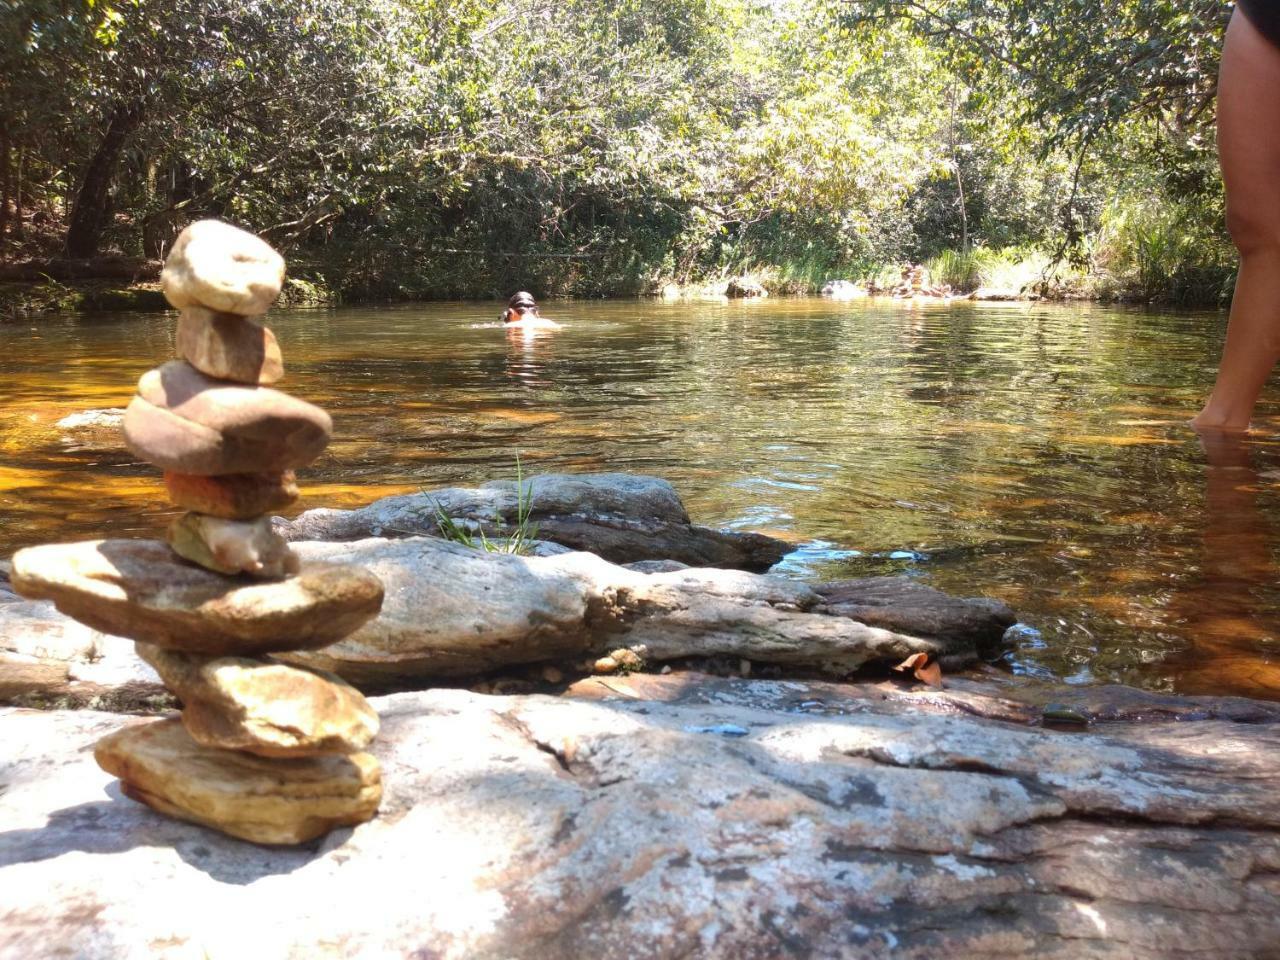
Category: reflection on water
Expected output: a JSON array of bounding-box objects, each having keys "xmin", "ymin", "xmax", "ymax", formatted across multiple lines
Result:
[{"xmin": 3, "ymin": 297, "xmax": 1280, "ymax": 699}]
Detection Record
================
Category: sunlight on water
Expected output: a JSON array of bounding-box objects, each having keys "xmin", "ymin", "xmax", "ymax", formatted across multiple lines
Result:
[{"xmin": 4, "ymin": 296, "xmax": 1280, "ymax": 700}]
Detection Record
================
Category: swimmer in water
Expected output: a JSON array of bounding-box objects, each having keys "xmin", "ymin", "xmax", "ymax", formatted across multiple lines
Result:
[{"xmin": 501, "ymin": 291, "xmax": 562, "ymax": 329}]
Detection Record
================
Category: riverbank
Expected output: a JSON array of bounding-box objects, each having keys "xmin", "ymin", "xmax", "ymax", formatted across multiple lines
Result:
[{"xmin": 0, "ymin": 262, "xmax": 1231, "ymax": 323}]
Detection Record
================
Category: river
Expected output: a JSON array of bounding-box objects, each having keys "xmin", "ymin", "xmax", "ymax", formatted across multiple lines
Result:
[{"xmin": 4, "ymin": 296, "xmax": 1279, "ymax": 699}]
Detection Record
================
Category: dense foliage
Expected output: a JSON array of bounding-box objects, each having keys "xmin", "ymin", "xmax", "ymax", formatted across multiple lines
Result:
[{"xmin": 0, "ymin": 0, "xmax": 1237, "ymax": 301}]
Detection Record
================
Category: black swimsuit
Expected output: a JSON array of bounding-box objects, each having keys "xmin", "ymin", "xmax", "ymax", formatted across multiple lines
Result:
[{"xmin": 1240, "ymin": 0, "xmax": 1280, "ymax": 49}]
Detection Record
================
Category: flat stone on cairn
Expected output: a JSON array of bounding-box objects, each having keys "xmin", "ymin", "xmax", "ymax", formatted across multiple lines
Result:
[
  {"xmin": 124, "ymin": 361, "xmax": 331, "ymax": 475},
  {"xmin": 168, "ymin": 512, "xmax": 300, "ymax": 578},
  {"xmin": 94, "ymin": 719, "xmax": 381, "ymax": 845},
  {"xmin": 136, "ymin": 643, "xmax": 379, "ymax": 758},
  {"xmin": 165, "ymin": 469, "xmax": 299, "ymax": 520},
  {"xmin": 11, "ymin": 539, "xmax": 383, "ymax": 655},
  {"xmin": 176, "ymin": 305, "xmax": 284, "ymax": 385},
  {"xmin": 11, "ymin": 219, "xmax": 387, "ymax": 845}
]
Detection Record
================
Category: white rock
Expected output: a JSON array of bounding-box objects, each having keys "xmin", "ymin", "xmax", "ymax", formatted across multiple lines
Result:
[{"xmin": 160, "ymin": 220, "xmax": 285, "ymax": 315}]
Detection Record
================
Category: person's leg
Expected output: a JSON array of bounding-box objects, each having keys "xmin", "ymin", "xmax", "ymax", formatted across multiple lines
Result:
[{"xmin": 1193, "ymin": 9, "xmax": 1280, "ymax": 432}]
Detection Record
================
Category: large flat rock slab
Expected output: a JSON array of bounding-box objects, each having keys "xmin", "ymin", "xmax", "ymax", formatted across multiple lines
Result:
[
  {"xmin": 277, "ymin": 472, "xmax": 792, "ymax": 571},
  {"xmin": 3, "ymin": 678, "xmax": 1280, "ymax": 958},
  {"xmin": 286, "ymin": 537, "xmax": 969, "ymax": 684}
]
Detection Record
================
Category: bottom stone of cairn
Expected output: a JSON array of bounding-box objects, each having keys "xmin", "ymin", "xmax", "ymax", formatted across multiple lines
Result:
[{"xmin": 95, "ymin": 719, "xmax": 382, "ymax": 845}]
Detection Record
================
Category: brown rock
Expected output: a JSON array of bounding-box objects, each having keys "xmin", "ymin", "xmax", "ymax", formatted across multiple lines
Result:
[
  {"xmin": 10, "ymin": 539, "xmax": 384, "ymax": 655},
  {"xmin": 136, "ymin": 644, "xmax": 378, "ymax": 757},
  {"xmin": 160, "ymin": 219, "xmax": 285, "ymax": 316},
  {"xmin": 176, "ymin": 306, "xmax": 284, "ymax": 385},
  {"xmin": 0, "ymin": 653, "xmax": 70, "ymax": 699},
  {"xmin": 123, "ymin": 361, "xmax": 331, "ymax": 474},
  {"xmin": 94, "ymin": 718, "xmax": 380, "ymax": 844},
  {"xmin": 167, "ymin": 513, "xmax": 299, "ymax": 578},
  {"xmin": 164, "ymin": 470, "xmax": 299, "ymax": 519}
]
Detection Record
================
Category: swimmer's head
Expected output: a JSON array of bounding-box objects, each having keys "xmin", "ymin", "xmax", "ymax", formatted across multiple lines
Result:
[{"xmin": 503, "ymin": 291, "xmax": 539, "ymax": 324}]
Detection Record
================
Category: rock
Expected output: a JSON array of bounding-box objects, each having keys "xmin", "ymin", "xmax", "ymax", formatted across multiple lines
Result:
[
  {"xmin": 123, "ymin": 361, "xmax": 332, "ymax": 475},
  {"xmin": 167, "ymin": 513, "xmax": 299, "ymax": 578},
  {"xmin": 970, "ymin": 286, "xmax": 1031, "ymax": 302},
  {"xmin": 820, "ymin": 279, "xmax": 864, "ymax": 299},
  {"xmin": 814, "ymin": 577, "xmax": 1017, "ymax": 662},
  {"xmin": 283, "ymin": 537, "xmax": 975, "ymax": 685},
  {"xmin": 0, "ymin": 587, "xmax": 166, "ymax": 706},
  {"xmin": 175, "ymin": 306, "xmax": 284, "ymax": 385},
  {"xmin": 0, "ymin": 588, "xmax": 112, "ymax": 663},
  {"xmin": 93, "ymin": 718, "xmax": 380, "ymax": 845},
  {"xmin": 0, "ymin": 653, "xmax": 69, "ymax": 698},
  {"xmin": 54, "ymin": 408, "xmax": 126, "ymax": 452},
  {"xmin": 160, "ymin": 219, "xmax": 285, "ymax": 315},
  {"xmin": 277, "ymin": 472, "xmax": 790, "ymax": 572},
  {"xmin": 725, "ymin": 276, "xmax": 767, "ymax": 298},
  {"xmin": 164, "ymin": 469, "xmax": 299, "ymax": 519},
  {"xmin": 592, "ymin": 655, "xmax": 618, "ymax": 674},
  {"xmin": 623, "ymin": 559, "xmax": 690, "ymax": 573},
  {"xmin": 5, "ymin": 679, "xmax": 1280, "ymax": 956},
  {"xmin": 135, "ymin": 644, "xmax": 378, "ymax": 757},
  {"xmin": 533, "ymin": 517, "xmax": 788, "ymax": 572},
  {"xmin": 10, "ymin": 539, "xmax": 384, "ymax": 656}
]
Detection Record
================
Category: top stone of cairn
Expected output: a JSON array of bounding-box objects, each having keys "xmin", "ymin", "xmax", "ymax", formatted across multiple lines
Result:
[{"xmin": 161, "ymin": 219, "xmax": 286, "ymax": 316}]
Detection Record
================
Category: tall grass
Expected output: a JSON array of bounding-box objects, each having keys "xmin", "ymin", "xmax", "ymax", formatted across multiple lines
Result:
[
  {"xmin": 1093, "ymin": 198, "xmax": 1236, "ymax": 305},
  {"xmin": 430, "ymin": 457, "xmax": 541, "ymax": 555},
  {"xmin": 924, "ymin": 246, "xmax": 1054, "ymax": 294}
]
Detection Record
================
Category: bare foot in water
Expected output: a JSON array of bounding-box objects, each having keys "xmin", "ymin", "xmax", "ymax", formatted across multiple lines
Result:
[{"xmin": 1191, "ymin": 408, "xmax": 1253, "ymax": 434}]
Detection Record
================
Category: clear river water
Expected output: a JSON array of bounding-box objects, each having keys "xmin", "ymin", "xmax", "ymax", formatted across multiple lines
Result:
[{"xmin": 4, "ymin": 296, "xmax": 1280, "ymax": 700}]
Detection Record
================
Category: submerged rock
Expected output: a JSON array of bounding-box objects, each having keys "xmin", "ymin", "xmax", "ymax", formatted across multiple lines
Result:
[
  {"xmin": 93, "ymin": 718, "xmax": 381, "ymax": 845},
  {"xmin": 10, "ymin": 539, "xmax": 383, "ymax": 656},
  {"xmin": 278, "ymin": 472, "xmax": 790, "ymax": 572},
  {"xmin": 136, "ymin": 644, "xmax": 378, "ymax": 757},
  {"xmin": 4, "ymin": 678, "xmax": 1280, "ymax": 957}
]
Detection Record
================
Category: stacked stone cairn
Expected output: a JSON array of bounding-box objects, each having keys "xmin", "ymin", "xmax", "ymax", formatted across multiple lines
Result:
[{"xmin": 11, "ymin": 220, "xmax": 386, "ymax": 845}]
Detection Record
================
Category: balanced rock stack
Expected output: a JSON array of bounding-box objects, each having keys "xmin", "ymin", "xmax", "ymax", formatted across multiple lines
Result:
[{"xmin": 11, "ymin": 220, "xmax": 386, "ymax": 845}]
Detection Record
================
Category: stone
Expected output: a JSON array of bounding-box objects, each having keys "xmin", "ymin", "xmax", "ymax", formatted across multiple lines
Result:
[
  {"xmin": 0, "ymin": 653, "xmax": 69, "ymax": 698},
  {"xmin": 283, "ymin": 537, "xmax": 972, "ymax": 685},
  {"xmin": 725, "ymin": 276, "xmax": 768, "ymax": 298},
  {"xmin": 164, "ymin": 469, "xmax": 299, "ymax": 519},
  {"xmin": 55, "ymin": 407, "xmax": 126, "ymax": 452},
  {"xmin": 167, "ymin": 513, "xmax": 299, "ymax": 578},
  {"xmin": 135, "ymin": 644, "xmax": 378, "ymax": 757},
  {"xmin": 176, "ymin": 306, "xmax": 284, "ymax": 385},
  {"xmin": 10, "ymin": 539, "xmax": 384, "ymax": 655},
  {"xmin": 123, "ymin": 361, "xmax": 332, "ymax": 475},
  {"xmin": 93, "ymin": 718, "xmax": 380, "ymax": 845},
  {"xmin": 160, "ymin": 219, "xmax": 285, "ymax": 316},
  {"xmin": 278, "ymin": 472, "xmax": 790, "ymax": 571},
  {"xmin": 5, "ymin": 679, "xmax": 1280, "ymax": 956},
  {"xmin": 814, "ymin": 577, "xmax": 1018, "ymax": 662}
]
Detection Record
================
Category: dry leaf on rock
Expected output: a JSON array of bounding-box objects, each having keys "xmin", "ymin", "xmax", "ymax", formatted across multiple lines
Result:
[{"xmin": 894, "ymin": 652, "xmax": 944, "ymax": 688}]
